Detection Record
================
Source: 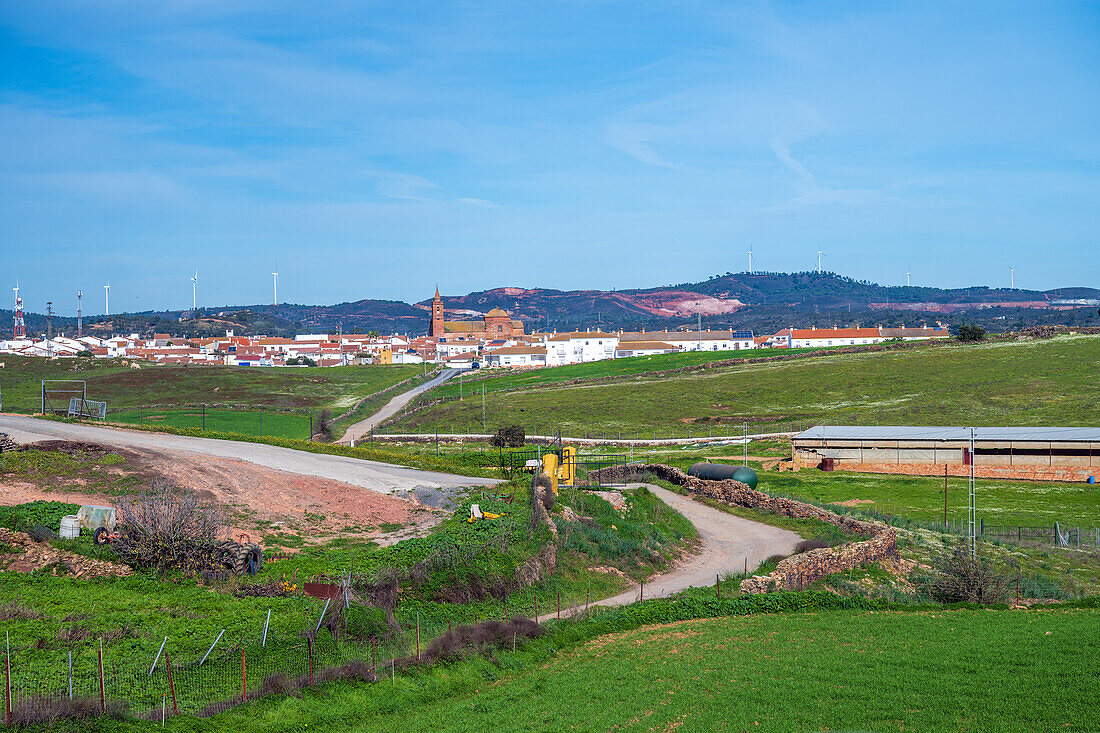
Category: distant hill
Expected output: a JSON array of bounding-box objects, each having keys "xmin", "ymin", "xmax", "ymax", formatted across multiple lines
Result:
[{"xmin": 5, "ymin": 272, "xmax": 1098, "ymax": 338}]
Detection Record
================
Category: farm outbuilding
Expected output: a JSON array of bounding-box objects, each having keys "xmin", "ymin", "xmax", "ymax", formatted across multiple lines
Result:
[{"xmin": 792, "ymin": 426, "xmax": 1100, "ymax": 482}]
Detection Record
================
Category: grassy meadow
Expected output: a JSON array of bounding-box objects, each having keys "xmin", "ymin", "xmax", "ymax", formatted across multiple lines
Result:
[
  {"xmin": 93, "ymin": 604, "xmax": 1100, "ymax": 733},
  {"xmin": 388, "ymin": 335, "xmax": 1100, "ymax": 437},
  {"xmin": 0, "ymin": 355, "xmax": 422, "ymax": 415}
]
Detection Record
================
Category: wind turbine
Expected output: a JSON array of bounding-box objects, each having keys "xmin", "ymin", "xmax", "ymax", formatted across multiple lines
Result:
[
  {"xmin": 104, "ymin": 283, "xmax": 110, "ymax": 317},
  {"xmin": 816, "ymin": 249, "xmax": 824, "ymax": 274},
  {"xmin": 906, "ymin": 268, "xmax": 911, "ymax": 287},
  {"xmin": 748, "ymin": 246, "xmax": 754, "ymax": 275},
  {"xmin": 191, "ymin": 269, "xmax": 198, "ymax": 310},
  {"xmin": 272, "ymin": 268, "xmax": 279, "ymax": 306},
  {"xmin": 1009, "ymin": 266, "xmax": 1015, "ymax": 289}
]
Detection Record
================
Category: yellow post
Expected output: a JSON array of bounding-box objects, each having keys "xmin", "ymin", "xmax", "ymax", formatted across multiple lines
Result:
[
  {"xmin": 541, "ymin": 453, "xmax": 560, "ymax": 494},
  {"xmin": 557, "ymin": 446, "xmax": 576, "ymax": 487}
]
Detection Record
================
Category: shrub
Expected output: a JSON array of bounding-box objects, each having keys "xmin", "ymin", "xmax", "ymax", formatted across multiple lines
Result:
[
  {"xmin": 113, "ymin": 478, "xmax": 226, "ymax": 573},
  {"xmin": 315, "ymin": 408, "xmax": 335, "ymax": 440},
  {"xmin": 928, "ymin": 548, "xmax": 1010, "ymax": 604},
  {"xmin": 490, "ymin": 425, "xmax": 525, "ymax": 448},
  {"xmin": 955, "ymin": 324, "xmax": 986, "ymax": 342},
  {"xmin": 0, "ymin": 501, "xmax": 80, "ymax": 533}
]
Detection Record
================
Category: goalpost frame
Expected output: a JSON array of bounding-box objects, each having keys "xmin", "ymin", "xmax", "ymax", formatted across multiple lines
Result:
[{"xmin": 41, "ymin": 380, "xmax": 87, "ymax": 415}]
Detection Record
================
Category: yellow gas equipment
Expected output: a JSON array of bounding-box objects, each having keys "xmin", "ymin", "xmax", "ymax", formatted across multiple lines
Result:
[{"xmin": 558, "ymin": 446, "xmax": 576, "ymax": 486}]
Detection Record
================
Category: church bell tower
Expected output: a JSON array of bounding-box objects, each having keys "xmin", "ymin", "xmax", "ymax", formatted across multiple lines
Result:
[{"xmin": 430, "ymin": 287, "xmax": 445, "ymax": 337}]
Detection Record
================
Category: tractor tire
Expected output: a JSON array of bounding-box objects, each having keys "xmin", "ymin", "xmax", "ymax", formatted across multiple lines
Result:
[
  {"xmin": 234, "ymin": 544, "xmax": 263, "ymax": 576},
  {"xmin": 93, "ymin": 527, "xmax": 109, "ymax": 545},
  {"xmin": 215, "ymin": 541, "xmax": 241, "ymax": 569}
]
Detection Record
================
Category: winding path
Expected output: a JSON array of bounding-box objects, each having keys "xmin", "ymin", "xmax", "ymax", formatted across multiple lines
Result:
[
  {"xmin": 0, "ymin": 413, "xmax": 499, "ymax": 494},
  {"xmin": 339, "ymin": 368, "xmax": 465, "ymax": 444},
  {"xmin": 540, "ymin": 483, "xmax": 800, "ymax": 620}
]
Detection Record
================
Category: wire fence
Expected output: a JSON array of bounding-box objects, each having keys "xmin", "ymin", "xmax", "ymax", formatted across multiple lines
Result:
[{"xmin": 0, "ymin": 597, "xmax": 569, "ymax": 726}]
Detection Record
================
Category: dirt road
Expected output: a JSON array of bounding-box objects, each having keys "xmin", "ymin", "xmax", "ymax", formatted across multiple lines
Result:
[
  {"xmin": 540, "ymin": 484, "xmax": 801, "ymax": 620},
  {"xmin": 0, "ymin": 414, "xmax": 499, "ymax": 495},
  {"xmin": 339, "ymin": 368, "xmax": 465, "ymax": 444}
]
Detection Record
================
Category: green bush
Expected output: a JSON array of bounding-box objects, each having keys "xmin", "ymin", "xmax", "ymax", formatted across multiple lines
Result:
[
  {"xmin": 489, "ymin": 425, "xmax": 525, "ymax": 448},
  {"xmin": 0, "ymin": 501, "xmax": 81, "ymax": 533}
]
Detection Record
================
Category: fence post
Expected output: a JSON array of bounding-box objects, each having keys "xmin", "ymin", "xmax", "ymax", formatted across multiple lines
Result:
[
  {"xmin": 716, "ymin": 573, "xmax": 720, "ymax": 599},
  {"xmin": 416, "ymin": 613, "xmax": 420, "ymax": 662},
  {"xmin": 5, "ymin": 638, "xmax": 10, "ymax": 727},
  {"xmin": 241, "ymin": 648, "xmax": 247, "ymax": 702},
  {"xmin": 371, "ymin": 637, "xmax": 376, "ymax": 678},
  {"xmin": 68, "ymin": 650, "xmax": 73, "ymax": 700},
  {"xmin": 166, "ymin": 657, "xmax": 178, "ymax": 716},
  {"xmin": 557, "ymin": 591, "xmax": 561, "ymax": 620},
  {"xmin": 202, "ymin": 404, "xmax": 206, "ymax": 431},
  {"xmin": 97, "ymin": 641, "xmax": 105, "ymax": 713}
]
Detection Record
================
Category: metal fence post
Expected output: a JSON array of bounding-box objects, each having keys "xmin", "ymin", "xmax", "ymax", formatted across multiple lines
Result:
[
  {"xmin": 97, "ymin": 641, "xmax": 105, "ymax": 713},
  {"xmin": 166, "ymin": 657, "xmax": 178, "ymax": 716}
]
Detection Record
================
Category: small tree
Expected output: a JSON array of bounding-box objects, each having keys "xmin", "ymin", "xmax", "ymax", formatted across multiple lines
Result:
[
  {"xmin": 490, "ymin": 425, "xmax": 525, "ymax": 448},
  {"xmin": 113, "ymin": 479, "xmax": 225, "ymax": 574},
  {"xmin": 955, "ymin": 324, "xmax": 986, "ymax": 342},
  {"xmin": 929, "ymin": 547, "xmax": 1010, "ymax": 604},
  {"xmin": 316, "ymin": 408, "xmax": 335, "ymax": 440}
]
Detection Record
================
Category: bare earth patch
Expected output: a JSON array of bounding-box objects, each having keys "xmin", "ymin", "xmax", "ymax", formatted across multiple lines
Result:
[
  {"xmin": 1, "ymin": 444, "xmax": 426, "ymax": 546},
  {"xmin": 836, "ymin": 499, "xmax": 875, "ymax": 507}
]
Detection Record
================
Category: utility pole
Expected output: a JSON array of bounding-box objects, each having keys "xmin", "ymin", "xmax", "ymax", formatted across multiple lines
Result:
[
  {"xmin": 46, "ymin": 301, "xmax": 53, "ymax": 358},
  {"xmin": 481, "ymin": 383, "xmax": 486, "ymax": 433},
  {"xmin": 968, "ymin": 427, "xmax": 977, "ymax": 557},
  {"xmin": 76, "ymin": 291, "xmax": 83, "ymax": 338}
]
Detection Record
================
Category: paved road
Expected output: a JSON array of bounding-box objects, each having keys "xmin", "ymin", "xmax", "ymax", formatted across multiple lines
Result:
[
  {"xmin": 339, "ymin": 368, "xmax": 465, "ymax": 444},
  {"xmin": 0, "ymin": 413, "xmax": 500, "ymax": 494},
  {"xmin": 539, "ymin": 484, "xmax": 800, "ymax": 620}
]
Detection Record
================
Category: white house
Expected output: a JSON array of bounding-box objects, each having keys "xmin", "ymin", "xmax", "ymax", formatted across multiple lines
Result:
[
  {"xmin": 543, "ymin": 331, "xmax": 618, "ymax": 366},
  {"xmin": 485, "ymin": 345, "xmax": 548, "ymax": 368},
  {"xmin": 614, "ymin": 341, "xmax": 681, "ymax": 358},
  {"xmin": 618, "ymin": 329, "xmax": 755, "ymax": 352}
]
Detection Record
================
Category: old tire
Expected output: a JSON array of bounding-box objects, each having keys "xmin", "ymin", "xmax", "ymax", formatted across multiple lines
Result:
[
  {"xmin": 215, "ymin": 541, "xmax": 241, "ymax": 569},
  {"xmin": 93, "ymin": 527, "xmax": 109, "ymax": 545},
  {"xmin": 234, "ymin": 544, "xmax": 263, "ymax": 576}
]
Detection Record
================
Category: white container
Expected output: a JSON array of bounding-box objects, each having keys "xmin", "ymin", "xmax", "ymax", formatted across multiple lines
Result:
[{"xmin": 60, "ymin": 515, "xmax": 81, "ymax": 540}]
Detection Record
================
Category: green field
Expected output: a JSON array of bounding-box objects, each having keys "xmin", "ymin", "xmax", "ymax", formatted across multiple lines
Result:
[
  {"xmin": 389, "ymin": 336, "xmax": 1100, "ymax": 438},
  {"xmin": 432, "ymin": 346, "xmax": 849, "ymax": 399},
  {"xmin": 108, "ymin": 407, "xmax": 312, "ymax": 440},
  {"xmin": 108, "ymin": 605, "xmax": 1099, "ymax": 733},
  {"xmin": 0, "ymin": 356, "xmax": 422, "ymax": 416},
  {"xmin": 760, "ymin": 470, "xmax": 1100, "ymax": 529}
]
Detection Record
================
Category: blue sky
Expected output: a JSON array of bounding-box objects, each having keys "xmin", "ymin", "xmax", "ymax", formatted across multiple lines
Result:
[{"xmin": 2, "ymin": 1, "xmax": 1098, "ymax": 314}]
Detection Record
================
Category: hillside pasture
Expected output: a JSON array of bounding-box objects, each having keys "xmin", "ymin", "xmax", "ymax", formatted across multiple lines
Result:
[
  {"xmin": 0, "ymin": 356, "xmax": 422, "ymax": 415},
  {"xmin": 389, "ymin": 336, "xmax": 1100, "ymax": 438}
]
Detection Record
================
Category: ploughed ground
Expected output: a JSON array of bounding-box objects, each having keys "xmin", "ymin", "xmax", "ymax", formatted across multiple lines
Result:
[{"xmin": 0, "ymin": 441, "xmax": 437, "ymax": 547}]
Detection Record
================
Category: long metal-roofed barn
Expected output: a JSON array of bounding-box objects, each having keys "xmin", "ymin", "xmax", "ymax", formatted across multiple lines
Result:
[{"xmin": 791, "ymin": 426, "xmax": 1100, "ymax": 482}]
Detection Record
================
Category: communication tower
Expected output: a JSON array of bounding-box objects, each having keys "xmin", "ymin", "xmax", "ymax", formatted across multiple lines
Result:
[
  {"xmin": 77, "ymin": 291, "xmax": 83, "ymax": 338},
  {"xmin": 12, "ymin": 283, "xmax": 25, "ymax": 339}
]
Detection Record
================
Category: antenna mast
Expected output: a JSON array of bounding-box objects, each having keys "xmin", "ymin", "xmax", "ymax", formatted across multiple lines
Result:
[
  {"xmin": 46, "ymin": 301, "xmax": 53, "ymax": 358},
  {"xmin": 12, "ymin": 283, "xmax": 25, "ymax": 339},
  {"xmin": 77, "ymin": 291, "xmax": 83, "ymax": 338}
]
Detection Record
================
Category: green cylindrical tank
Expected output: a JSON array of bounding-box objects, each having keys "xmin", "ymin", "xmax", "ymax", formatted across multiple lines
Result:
[{"xmin": 687, "ymin": 463, "xmax": 758, "ymax": 489}]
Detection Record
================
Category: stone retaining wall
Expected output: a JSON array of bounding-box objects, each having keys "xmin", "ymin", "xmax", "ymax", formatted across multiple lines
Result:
[{"xmin": 610, "ymin": 463, "xmax": 898, "ymax": 594}]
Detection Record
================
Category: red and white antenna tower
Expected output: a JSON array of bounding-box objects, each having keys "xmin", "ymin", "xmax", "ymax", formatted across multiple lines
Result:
[{"xmin": 12, "ymin": 283, "xmax": 26, "ymax": 339}]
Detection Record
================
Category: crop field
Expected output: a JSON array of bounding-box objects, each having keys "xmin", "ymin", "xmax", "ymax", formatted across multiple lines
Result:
[
  {"xmin": 388, "ymin": 336, "xmax": 1100, "ymax": 438},
  {"xmin": 0, "ymin": 355, "xmax": 422, "ymax": 415},
  {"xmin": 108, "ymin": 604, "xmax": 1100, "ymax": 733}
]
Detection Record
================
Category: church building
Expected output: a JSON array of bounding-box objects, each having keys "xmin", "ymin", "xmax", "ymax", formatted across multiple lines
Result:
[{"xmin": 428, "ymin": 288, "xmax": 525, "ymax": 339}]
